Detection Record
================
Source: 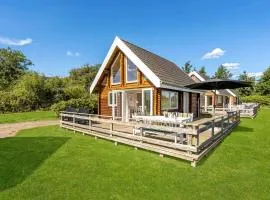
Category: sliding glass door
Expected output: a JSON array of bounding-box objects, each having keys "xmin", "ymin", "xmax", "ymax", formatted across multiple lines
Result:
[{"xmin": 142, "ymin": 89, "xmax": 153, "ymax": 116}]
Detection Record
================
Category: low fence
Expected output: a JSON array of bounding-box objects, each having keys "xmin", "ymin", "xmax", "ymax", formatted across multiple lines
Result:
[
  {"xmin": 201, "ymin": 103, "xmax": 260, "ymax": 118},
  {"xmin": 60, "ymin": 111, "xmax": 240, "ymax": 167}
]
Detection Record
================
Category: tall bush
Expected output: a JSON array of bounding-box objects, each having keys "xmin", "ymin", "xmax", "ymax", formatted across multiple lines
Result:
[
  {"xmin": 241, "ymin": 95, "xmax": 270, "ymax": 106},
  {"xmin": 51, "ymin": 94, "xmax": 98, "ymax": 115}
]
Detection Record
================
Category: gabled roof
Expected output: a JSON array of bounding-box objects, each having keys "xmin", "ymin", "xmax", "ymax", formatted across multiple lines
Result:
[
  {"xmin": 90, "ymin": 36, "xmax": 196, "ymax": 93},
  {"xmin": 122, "ymin": 40, "xmax": 194, "ymax": 88},
  {"xmin": 188, "ymin": 71, "xmax": 237, "ymax": 97}
]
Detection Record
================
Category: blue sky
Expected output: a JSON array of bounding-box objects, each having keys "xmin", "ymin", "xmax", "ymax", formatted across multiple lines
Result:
[{"xmin": 0, "ymin": 0, "xmax": 269, "ymax": 78}]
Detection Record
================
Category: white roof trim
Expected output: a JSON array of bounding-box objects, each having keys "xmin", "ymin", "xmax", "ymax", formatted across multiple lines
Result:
[
  {"xmin": 90, "ymin": 36, "xmax": 161, "ymax": 93},
  {"xmin": 226, "ymin": 89, "xmax": 236, "ymax": 97},
  {"xmin": 161, "ymin": 84, "xmax": 203, "ymax": 94},
  {"xmin": 188, "ymin": 71, "xmax": 205, "ymax": 82}
]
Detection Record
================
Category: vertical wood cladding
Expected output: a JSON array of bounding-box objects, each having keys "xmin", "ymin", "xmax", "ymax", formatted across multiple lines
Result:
[{"xmin": 190, "ymin": 93, "xmax": 199, "ymax": 118}]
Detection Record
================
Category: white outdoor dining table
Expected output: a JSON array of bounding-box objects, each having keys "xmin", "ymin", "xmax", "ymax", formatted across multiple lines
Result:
[{"xmin": 133, "ymin": 115, "xmax": 191, "ymax": 123}]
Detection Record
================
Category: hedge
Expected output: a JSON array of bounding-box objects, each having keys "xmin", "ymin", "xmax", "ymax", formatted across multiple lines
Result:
[
  {"xmin": 51, "ymin": 95, "xmax": 98, "ymax": 116},
  {"xmin": 241, "ymin": 95, "xmax": 270, "ymax": 106}
]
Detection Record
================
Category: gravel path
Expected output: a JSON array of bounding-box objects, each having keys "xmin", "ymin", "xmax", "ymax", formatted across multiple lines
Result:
[{"xmin": 0, "ymin": 120, "xmax": 59, "ymax": 138}]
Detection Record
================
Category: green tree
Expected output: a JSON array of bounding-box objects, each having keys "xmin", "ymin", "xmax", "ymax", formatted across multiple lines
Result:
[
  {"xmin": 181, "ymin": 61, "xmax": 193, "ymax": 74},
  {"xmin": 44, "ymin": 76, "xmax": 67, "ymax": 103},
  {"xmin": 237, "ymin": 71, "xmax": 255, "ymax": 96},
  {"xmin": 198, "ymin": 66, "xmax": 208, "ymax": 77},
  {"xmin": 69, "ymin": 64, "xmax": 100, "ymax": 89},
  {"xmin": 256, "ymin": 67, "xmax": 270, "ymax": 96},
  {"xmin": 214, "ymin": 65, "xmax": 232, "ymax": 79},
  {"xmin": 0, "ymin": 48, "xmax": 32, "ymax": 90},
  {"xmin": 12, "ymin": 72, "xmax": 47, "ymax": 111}
]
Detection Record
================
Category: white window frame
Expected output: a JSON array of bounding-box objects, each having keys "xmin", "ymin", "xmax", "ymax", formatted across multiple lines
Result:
[
  {"xmin": 108, "ymin": 92, "xmax": 117, "ymax": 107},
  {"xmin": 161, "ymin": 90, "xmax": 179, "ymax": 110},
  {"xmin": 125, "ymin": 57, "xmax": 138, "ymax": 83},
  {"xmin": 183, "ymin": 92, "xmax": 189, "ymax": 113},
  {"xmin": 111, "ymin": 53, "xmax": 121, "ymax": 85}
]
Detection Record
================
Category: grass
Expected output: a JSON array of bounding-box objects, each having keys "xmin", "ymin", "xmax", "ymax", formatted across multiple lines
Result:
[
  {"xmin": 0, "ymin": 109, "xmax": 270, "ymax": 200},
  {"xmin": 0, "ymin": 110, "xmax": 57, "ymax": 124}
]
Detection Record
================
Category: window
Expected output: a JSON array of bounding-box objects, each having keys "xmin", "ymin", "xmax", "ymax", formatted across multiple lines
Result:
[
  {"xmin": 126, "ymin": 58, "xmax": 137, "ymax": 82},
  {"xmin": 108, "ymin": 92, "xmax": 116, "ymax": 106},
  {"xmin": 111, "ymin": 54, "xmax": 121, "ymax": 84},
  {"xmin": 217, "ymin": 96, "xmax": 223, "ymax": 104},
  {"xmin": 161, "ymin": 90, "xmax": 178, "ymax": 110}
]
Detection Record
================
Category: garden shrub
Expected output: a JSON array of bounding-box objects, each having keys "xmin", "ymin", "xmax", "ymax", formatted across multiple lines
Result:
[
  {"xmin": 51, "ymin": 94, "xmax": 98, "ymax": 116},
  {"xmin": 241, "ymin": 95, "xmax": 270, "ymax": 106}
]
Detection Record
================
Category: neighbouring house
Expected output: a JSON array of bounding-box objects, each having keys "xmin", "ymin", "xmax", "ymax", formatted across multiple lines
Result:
[
  {"xmin": 90, "ymin": 36, "xmax": 201, "ymax": 121},
  {"xmin": 188, "ymin": 71, "xmax": 238, "ymax": 111}
]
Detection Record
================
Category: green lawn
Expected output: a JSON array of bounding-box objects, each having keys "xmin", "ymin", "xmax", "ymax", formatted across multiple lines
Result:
[
  {"xmin": 1, "ymin": 109, "xmax": 270, "ymax": 200},
  {"xmin": 0, "ymin": 111, "xmax": 57, "ymax": 124}
]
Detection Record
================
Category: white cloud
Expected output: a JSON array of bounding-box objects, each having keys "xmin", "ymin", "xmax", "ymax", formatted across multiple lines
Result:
[
  {"xmin": 0, "ymin": 36, "xmax": 32, "ymax": 46},
  {"xmin": 66, "ymin": 51, "xmax": 80, "ymax": 57},
  {"xmin": 222, "ymin": 62, "xmax": 240, "ymax": 70},
  {"xmin": 202, "ymin": 48, "xmax": 225, "ymax": 60},
  {"xmin": 247, "ymin": 72, "xmax": 263, "ymax": 78}
]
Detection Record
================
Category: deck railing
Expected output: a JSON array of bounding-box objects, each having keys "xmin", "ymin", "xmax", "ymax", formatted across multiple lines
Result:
[
  {"xmin": 201, "ymin": 103, "xmax": 260, "ymax": 118},
  {"xmin": 60, "ymin": 111, "xmax": 240, "ymax": 167}
]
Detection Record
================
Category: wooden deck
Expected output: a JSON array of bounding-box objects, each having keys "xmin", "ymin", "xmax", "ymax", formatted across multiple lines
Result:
[{"xmin": 60, "ymin": 111, "xmax": 240, "ymax": 167}]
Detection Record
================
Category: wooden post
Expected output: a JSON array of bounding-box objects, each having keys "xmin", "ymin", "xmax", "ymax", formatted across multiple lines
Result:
[
  {"xmin": 193, "ymin": 126, "xmax": 199, "ymax": 147},
  {"xmin": 89, "ymin": 118, "xmax": 92, "ymax": 133},
  {"xmin": 191, "ymin": 160, "xmax": 197, "ymax": 167},
  {"xmin": 211, "ymin": 120, "xmax": 215, "ymax": 137},
  {"xmin": 140, "ymin": 127, "xmax": 143, "ymax": 143},
  {"xmin": 110, "ymin": 122, "xmax": 113, "ymax": 137},
  {"xmin": 221, "ymin": 116, "xmax": 224, "ymax": 132},
  {"xmin": 73, "ymin": 114, "xmax": 75, "ymax": 134}
]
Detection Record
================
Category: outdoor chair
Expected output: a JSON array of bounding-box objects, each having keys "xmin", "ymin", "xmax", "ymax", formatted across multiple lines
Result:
[
  {"xmin": 63, "ymin": 107, "xmax": 77, "ymax": 121},
  {"xmin": 76, "ymin": 108, "xmax": 90, "ymax": 125}
]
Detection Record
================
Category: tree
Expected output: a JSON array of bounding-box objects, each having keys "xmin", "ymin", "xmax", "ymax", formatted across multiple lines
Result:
[
  {"xmin": 214, "ymin": 65, "xmax": 232, "ymax": 79},
  {"xmin": 69, "ymin": 64, "xmax": 100, "ymax": 89},
  {"xmin": 198, "ymin": 66, "xmax": 207, "ymax": 77},
  {"xmin": 256, "ymin": 67, "xmax": 270, "ymax": 96},
  {"xmin": 181, "ymin": 61, "xmax": 193, "ymax": 74},
  {"xmin": 237, "ymin": 71, "xmax": 255, "ymax": 96},
  {"xmin": 11, "ymin": 72, "xmax": 47, "ymax": 111},
  {"xmin": 0, "ymin": 48, "xmax": 32, "ymax": 90}
]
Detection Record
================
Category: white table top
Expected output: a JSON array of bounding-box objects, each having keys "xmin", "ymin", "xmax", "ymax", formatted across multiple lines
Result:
[{"xmin": 133, "ymin": 115, "xmax": 191, "ymax": 123}]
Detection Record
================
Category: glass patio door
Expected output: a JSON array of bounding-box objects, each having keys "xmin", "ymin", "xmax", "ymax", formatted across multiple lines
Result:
[{"xmin": 142, "ymin": 89, "xmax": 153, "ymax": 116}]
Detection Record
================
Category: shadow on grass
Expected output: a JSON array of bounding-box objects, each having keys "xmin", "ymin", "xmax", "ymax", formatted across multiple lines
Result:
[
  {"xmin": 233, "ymin": 125, "xmax": 254, "ymax": 133},
  {"xmin": 0, "ymin": 136, "xmax": 70, "ymax": 191}
]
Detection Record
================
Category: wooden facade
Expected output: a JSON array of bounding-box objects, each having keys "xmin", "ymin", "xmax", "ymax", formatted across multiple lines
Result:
[{"xmin": 96, "ymin": 50, "xmax": 200, "ymax": 119}]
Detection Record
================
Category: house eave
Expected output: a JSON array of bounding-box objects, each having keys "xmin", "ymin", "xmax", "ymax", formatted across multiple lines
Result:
[{"xmin": 160, "ymin": 83, "xmax": 203, "ymax": 94}]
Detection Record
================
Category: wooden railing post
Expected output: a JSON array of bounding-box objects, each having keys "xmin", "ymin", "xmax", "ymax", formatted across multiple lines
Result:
[
  {"xmin": 73, "ymin": 114, "xmax": 75, "ymax": 133},
  {"xmin": 221, "ymin": 116, "xmax": 224, "ymax": 132},
  {"xmin": 110, "ymin": 122, "xmax": 113, "ymax": 137},
  {"xmin": 89, "ymin": 116, "xmax": 92, "ymax": 133},
  {"xmin": 187, "ymin": 134, "xmax": 192, "ymax": 154},
  {"xmin": 193, "ymin": 126, "xmax": 199, "ymax": 147},
  {"xmin": 211, "ymin": 120, "xmax": 215, "ymax": 137}
]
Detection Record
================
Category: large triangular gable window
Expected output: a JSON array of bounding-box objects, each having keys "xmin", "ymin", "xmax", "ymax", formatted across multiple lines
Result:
[
  {"xmin": 111, "ymin": 54, "xmax": 121, "ymax": 84},
  {"xmin": 126, "ymin": 58, "xmax": 137, "ymax": 83}
]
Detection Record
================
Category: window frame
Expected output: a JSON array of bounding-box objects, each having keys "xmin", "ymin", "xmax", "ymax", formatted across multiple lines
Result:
[
  {"xmin": 161, "ymin": 90, "xmax": 179, "ymax": 110},
  {"xmin": 125, "ymin": 57, "xmax": 138, "ymax": 83},
  {"xmin": 111, "ymin": 54, "xmax": 121, "ymax": 85},
  {"xmin": 108, "ymin": 92, "xmax": 117, "ymax": 107}
]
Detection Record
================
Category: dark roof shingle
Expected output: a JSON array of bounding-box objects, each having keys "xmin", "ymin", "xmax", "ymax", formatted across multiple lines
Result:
[{"xmin": 121, "ymin": 39, "xmax": 195, "ymax": 87}]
